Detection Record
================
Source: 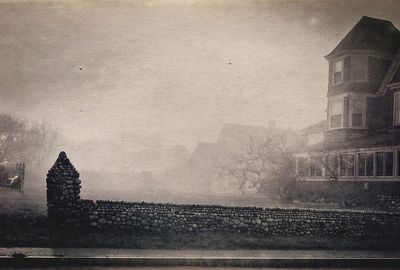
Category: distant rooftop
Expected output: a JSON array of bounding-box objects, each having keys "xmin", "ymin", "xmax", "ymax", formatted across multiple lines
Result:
[
  {"xmin": 326, "ymin": 16, "xmax": 400, "ymax": 59},
  {"xmin": 301, "ymin": 120, "xmax": 327, "ymax": 134}
]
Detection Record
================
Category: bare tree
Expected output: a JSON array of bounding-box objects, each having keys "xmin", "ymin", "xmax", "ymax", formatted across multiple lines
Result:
[
  {"xmin": 219, "ymin": 133, "xmax": 298, "ymax": 199},
  {"xmin": 304, "ymin": 151, "xmax": 354, "ymax": 206},
  {"xmin": 0, "ymin": 114, "xmax": 58, "ymax": 168}
]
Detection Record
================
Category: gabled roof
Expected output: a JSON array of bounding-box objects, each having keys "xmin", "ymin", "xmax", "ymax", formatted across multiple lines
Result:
[
  {"xmin": 377, "ymin": 48, "xmax": 400, "ymax": 95},
  {"xmin": 325, "ymin": 16, "xmax": 400, "ymax": 60}
]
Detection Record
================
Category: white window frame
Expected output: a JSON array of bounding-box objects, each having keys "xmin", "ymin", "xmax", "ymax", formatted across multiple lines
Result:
[
  {"xmin": 332, "ymin": 59, "xmax": 344, "ymax": 85},
  {"xmin": 328, "ymin": 97, "xmax": 344, "ymax": 129},
  {"xmin": 349, "ymin": 97, "xmax": 367, "ymax": 128},
  {"xmin": 375, "ymin": 151, "xmax": 395, "ymax": 178}
]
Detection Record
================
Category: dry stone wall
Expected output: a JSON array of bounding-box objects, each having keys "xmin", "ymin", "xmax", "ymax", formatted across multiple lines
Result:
[
  {"xmin": 47, "ymin": 152, "xmax": 400, "ymax": 237},
  {"xmin": 46, "ymin": 152, "xmax": 81, "ymax": 226},
  {"xmin": 77, "ymin": 200, "xmax": 400, "ymax": 237}
]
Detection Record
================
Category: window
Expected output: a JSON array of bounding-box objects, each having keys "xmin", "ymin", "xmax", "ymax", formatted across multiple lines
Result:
[
  {"xmin": 376, "ymin": 152, "xmax": 393, "ymax": 177},
  {"xmin": 296, "ymin": 157, "xmax": 308, "ymax": 177},
  {"xmin": 340, "ymin": 153, "xmax": 355, "ymax": 177},
  {"xmin": 333, "ymin": 60, "xmax": 343, "ymax": 84},
  {"xmin": 358, "ymin": 153, "xmax": 374, "ymax": 176},
  {"xmin": 394, "ymin": 92, "xmax": 400, "ymax": 125},
  {"xmin": 350, "ymin": 99, "xmax": 364, "ymax": 127},
  {"xmin": 309, "ymin": 157, "xmax": 322, "ymax": 177},
  {"xmin": 329, "ymin": 99, "xmax": 343, "ymax": 128},
  {"xmin": 326, "ymin": 154, "xmax": 339, "ymax": 179},
  {"xmin": 376, "ymin": 152, "xmax": 384, "ymax": 176}
]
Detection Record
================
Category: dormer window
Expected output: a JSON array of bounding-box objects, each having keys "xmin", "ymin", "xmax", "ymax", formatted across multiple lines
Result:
[{"xmin": 333, "ymin": 60, "xmax": 343, "ymax": 84}]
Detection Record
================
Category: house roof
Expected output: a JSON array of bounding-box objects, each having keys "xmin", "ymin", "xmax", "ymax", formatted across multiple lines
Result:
[
  {"xmin": 296, "ymin": 130, "xmax": 400, "ymax": 153},
  {"xmin": 300, "ymin": 120, "xmax": 327, "ymax": 135},
  {"xmin": 325, "ymin": 16, "xmax": 400, "ymax": 59}
]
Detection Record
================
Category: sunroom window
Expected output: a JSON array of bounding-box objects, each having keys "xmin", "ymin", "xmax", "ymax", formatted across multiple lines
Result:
[
  {"xmin": 376, "ymin": 152, "xmax": 393, "ymax": 177},
  {"xmin": 309, "ymin": 157, "xmax": 322, "ymax": 177},
  {"xmin": 358, "ymin": 153, "xmax": 374, "ymax": 176},
  {"xmin": 340, "ymin": 153, "xmax": 355, "ymax": 177}
]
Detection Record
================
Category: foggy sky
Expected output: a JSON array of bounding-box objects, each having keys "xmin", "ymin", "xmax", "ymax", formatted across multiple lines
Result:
[{"xmin": 1, "ymin": 0, "xmax": 400, "ymax": 152}]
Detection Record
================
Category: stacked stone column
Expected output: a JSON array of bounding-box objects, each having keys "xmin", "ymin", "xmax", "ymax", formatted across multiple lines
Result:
[{"xmin": 46, "ymin": 151, "xmax": 81, "ymax": 226}]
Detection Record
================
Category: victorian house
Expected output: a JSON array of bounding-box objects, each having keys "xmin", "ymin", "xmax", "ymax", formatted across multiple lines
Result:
[{"xmin": 295, "ymin": 16, "xmax": 400, "ymax": 183}]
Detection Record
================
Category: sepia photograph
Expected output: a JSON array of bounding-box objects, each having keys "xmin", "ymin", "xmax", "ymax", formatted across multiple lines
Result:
[{"xmin": 1, "ymin": 0, "xmax": 400, "ymax": 269}]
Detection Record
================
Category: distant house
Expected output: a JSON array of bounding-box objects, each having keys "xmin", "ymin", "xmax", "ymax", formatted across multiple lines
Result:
[
  {"xmin": 168, "ymin": 123, "xmax": 297, "ymax": 194},
  {"xmin": 295, "ymin": 16, "xmax": 400, "ymax": 182}
]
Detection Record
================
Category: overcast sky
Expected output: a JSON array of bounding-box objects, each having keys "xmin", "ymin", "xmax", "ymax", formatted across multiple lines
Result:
[{"xmin": 1, "ymin": 0, "xmax": 400, "ymax": 151}]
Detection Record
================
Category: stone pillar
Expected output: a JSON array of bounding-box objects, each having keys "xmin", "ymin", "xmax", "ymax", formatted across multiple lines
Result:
[{"xmin": 46, "ymin": 151, "xmax": 81, "ymax": 226}]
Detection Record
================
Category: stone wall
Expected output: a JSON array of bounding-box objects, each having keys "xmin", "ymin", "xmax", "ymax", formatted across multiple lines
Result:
[
  {"xmin": 77, "ymin": 199, "xmax": 400, "ymax": 237},
  {"xmin": 47, "ymin": 152, "xmax": 400, "ymax": 237},
  {"xmin": 377, "ymin": 195, "xmax": 400, "ymax": 210},
  {"xmin": 46, "ymin": 152, "xmax": 81, "ymax": 226}
]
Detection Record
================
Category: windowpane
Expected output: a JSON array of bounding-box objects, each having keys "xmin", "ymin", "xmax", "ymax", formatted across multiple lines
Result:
[
  {"xmin": 310, "ymin": 157, "xmax": 322, "ymax": 177},
  {"xmin": 334, "ymin": 72, "xmax": 343, "ymax": 84},
  {"xmin": 333, "ymin": 60, "xmax": 343, "ymax": 84},
  {"xmin": 351, "ymin": 99, "xmax": 364, "ymax": 127},
  {"xmin": 358, "ymin": 153, "xmax": 366, "ymax": 176},
  {"xmin": 352, "ymin": 113, "xmax": 362, "ymax": 127},
  {"xmin": 384, "ymin": 152, "xmax": 393, "ymax": 176},
  {"xmin": 366, "ymin": 153, "xmax": 374, "ymax": 176},
  {"xmin": 330, "ymin": 115, "xmax": 342, "ymax": 128},
  {"xmin": 376, "ymin": 152, "xmax": 384, "ymax": 176},
  {"xmin": 340, "ymin": 153, "xmax": 354, "ymax": 176},
  {"xmin": 334, "ymin": 60, "xmax": 343, "ymax": 72},
  {"xmin": 352, "ymin": 100, "xmax": 363, "ymax": 113},
  {"xmin": 326, "ymin": 154, "xmax": 340, "ymax": 179},
  {"xmin": 331, "ymin": 100, "xmax": 343, "ymax": 114},
  {"xmin": 297, "ymin": 158, "xmax": 308, "ymax": 177}
]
